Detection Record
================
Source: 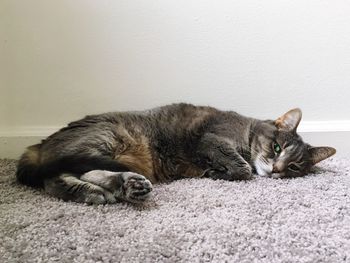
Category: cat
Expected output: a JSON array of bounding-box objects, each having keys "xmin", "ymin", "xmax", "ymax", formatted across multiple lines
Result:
[{"xmin": 16, "ymin": 103, "xmax": 336, "ymax": 204}]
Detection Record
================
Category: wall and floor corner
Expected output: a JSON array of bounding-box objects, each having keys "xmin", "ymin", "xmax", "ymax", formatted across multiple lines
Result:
[
  {"xmin": 1, "ymin": 0, "xmax": 350, "ymax": 159},
  {"xmin": 1, "ymin": 125, "xmax": 350, "ymax": 159}
]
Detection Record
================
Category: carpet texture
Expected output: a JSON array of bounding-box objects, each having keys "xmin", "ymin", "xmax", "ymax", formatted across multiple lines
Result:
[{"xmin": 1, "ymin": 158, "xmax": 350, "ymax": 263}]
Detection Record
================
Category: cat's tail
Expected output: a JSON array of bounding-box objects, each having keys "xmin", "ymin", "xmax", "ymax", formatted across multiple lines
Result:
[
  {"xmin": 16, "ymin": 144, "xmax": 130, "ymax": 188},
  {"xmin": 16, "ymin": 144, "xmax": 42, "ymax": 187}
]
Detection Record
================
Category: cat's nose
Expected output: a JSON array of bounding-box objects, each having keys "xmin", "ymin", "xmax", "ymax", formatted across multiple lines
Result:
[{"xmin": 272, "ymin": 165, "xmax": 280, "ymax": 173}]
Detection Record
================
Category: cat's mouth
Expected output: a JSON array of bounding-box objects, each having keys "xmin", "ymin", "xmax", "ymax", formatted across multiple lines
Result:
[{"xmin": 270, "ymin": 173, "xmax": 282, "ymax": 179}]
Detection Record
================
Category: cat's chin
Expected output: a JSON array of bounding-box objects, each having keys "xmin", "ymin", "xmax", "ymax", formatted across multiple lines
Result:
[
  {"xmin": 254, "ymin": 156, "xmax": 273, "ymax": 177},
  {"xmin": 271, "ymin": 173, "xmax": 282, "ymax": 179}
]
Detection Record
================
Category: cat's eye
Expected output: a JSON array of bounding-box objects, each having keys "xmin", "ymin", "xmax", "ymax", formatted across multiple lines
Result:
[
  {"xmin": 288, "ymin": 163, "xmax": 300, "ymax": 172},
  {"xmin": 273, "ymin": 142, "xmax": 282, "ymax": 154}
]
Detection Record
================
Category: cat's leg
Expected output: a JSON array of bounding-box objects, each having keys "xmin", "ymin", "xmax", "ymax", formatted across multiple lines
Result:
[
  {"xmin": 80, "ymin": 170, "xmax": 153, "ymax": 203},
  {"xmin": 44, "ymin": 173, "xmax": 117, "ymax": 204},
  {"xmin": 197, "ymin": 133, "xmax": 252, "ymax": 180}
]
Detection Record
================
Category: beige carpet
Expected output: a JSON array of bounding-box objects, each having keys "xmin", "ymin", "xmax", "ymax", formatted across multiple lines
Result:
[{"xmin": 1, "ymin": 158, "xmax": 350, "ymax": 263}]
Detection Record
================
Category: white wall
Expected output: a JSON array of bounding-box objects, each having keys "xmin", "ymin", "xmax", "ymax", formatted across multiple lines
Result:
[{"xmin": 1, "ymin": 0, "xmax": 350, "ymax": 158}]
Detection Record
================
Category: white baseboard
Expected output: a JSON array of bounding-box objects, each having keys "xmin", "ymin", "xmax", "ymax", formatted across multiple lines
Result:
[
  {"xmin": 0, "ymin": 126, "xmax": 62, "ymax": 137},
  {"xmin": 1, "ymin": 121, "xmax": 349, "ymax": 159},
  {"xmin": 298, "ymin": 120, "xmax": 350, "ymax": 133},
  {"xmin": 0, "ymin": 136, "xmax": 44, "ymax": 159}
]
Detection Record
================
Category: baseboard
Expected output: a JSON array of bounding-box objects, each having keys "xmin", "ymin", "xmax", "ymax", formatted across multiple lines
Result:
[
  {"xmin": 0, "ymin": 136, "xmax": 45, "ymax": 159},
  {"xmin": 0, "ymin": 126, "xmax": 61, "ymax": 137},
  {"xmin": 1, "ymin": 121, "xmax": 349, "ymax": 159},
  {"xmin": 298, "ymin": 120, "xmax": 350, "ymax": 133}
]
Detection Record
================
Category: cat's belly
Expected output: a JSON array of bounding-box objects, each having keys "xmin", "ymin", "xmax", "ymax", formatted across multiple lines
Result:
[
  {"xmin": 114, "ymin": 134, "xmax": 156, "ymax": 182},
  {"xmin": 112, "ymin": 126, "xmax": 205, "ymax": 183},
  {"xmin": 115, "ymin": 149, "xmax": 204, "ymax": 183},
  {"xmin": 173, "ymin": 161, "xmax": 206, "ymax": 179},
  {"xmin": 150, "ymin": 158, "xmax": 206, "ymax": 182}
]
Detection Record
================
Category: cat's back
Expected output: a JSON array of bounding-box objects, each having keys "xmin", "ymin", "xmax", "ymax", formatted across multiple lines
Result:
[
  {"xmin": 147, "ymin": 103, "xmax": 220, "ymax": 131},
  {"xmin": 40, "ymin": 103, "xmax": 216, "ymax": 144}
]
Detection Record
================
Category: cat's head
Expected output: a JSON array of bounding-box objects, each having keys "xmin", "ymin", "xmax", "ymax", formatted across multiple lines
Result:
[{"xmin": 252, "ymin": 109, "xmax": 336, "ymax": 178}]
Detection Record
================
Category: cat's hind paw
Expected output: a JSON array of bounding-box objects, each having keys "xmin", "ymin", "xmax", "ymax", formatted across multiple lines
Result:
[{"xmin": 121, "ymin": 172, "xmax": 153, "ymax": 203}]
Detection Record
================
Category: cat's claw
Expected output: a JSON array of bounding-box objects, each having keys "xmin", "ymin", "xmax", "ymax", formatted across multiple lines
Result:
[{"xmin": 121, "ymin": 172, "xmax": 153, "ymax": 203}]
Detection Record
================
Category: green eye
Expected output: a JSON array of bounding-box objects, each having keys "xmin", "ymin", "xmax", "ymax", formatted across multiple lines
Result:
[{"xmin": 273, "ymin": 142, "xmax": 282, "ymax": 154}]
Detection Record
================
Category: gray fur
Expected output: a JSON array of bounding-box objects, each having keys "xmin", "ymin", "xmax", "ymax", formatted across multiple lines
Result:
[{"xmin": 17, "ymin": 103, "xmax": 336, "ymax": 204}]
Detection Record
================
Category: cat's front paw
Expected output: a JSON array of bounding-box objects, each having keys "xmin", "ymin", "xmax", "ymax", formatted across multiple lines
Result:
[{"xmin": 121, "ymin": 172, "xmax": 153, "ymax": 203}]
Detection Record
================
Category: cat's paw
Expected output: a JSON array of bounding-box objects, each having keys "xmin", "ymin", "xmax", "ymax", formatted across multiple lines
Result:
[
  {"xmin": 237, "ymin": 166, "xmax": 253, "ymax": 180},
  {"xmin": 121, "ymin": 172, "xmax": 153, "ymax": 203}
]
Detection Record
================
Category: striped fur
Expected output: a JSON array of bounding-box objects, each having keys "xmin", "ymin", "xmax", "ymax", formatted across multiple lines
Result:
[{"xmin": 16, "ymin": 103, "xmax": 336, "ymax": 204}]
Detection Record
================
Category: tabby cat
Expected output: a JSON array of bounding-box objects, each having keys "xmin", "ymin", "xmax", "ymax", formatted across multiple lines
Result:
[{"xmin": 17, "ymin": 103, "xmax": 336, "ymax": 204}]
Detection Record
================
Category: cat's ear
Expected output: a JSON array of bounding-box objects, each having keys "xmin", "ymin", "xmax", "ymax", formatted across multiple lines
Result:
[
  {"xmin": 308, "ymin": 146, "xmax": 336, "ymax": 165},
  {"xmin": 275, "ymin": 108, "xmax": 302, "ymax": 132}
]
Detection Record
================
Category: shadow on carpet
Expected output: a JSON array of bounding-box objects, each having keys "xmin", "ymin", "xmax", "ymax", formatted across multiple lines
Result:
[{"xmin": 1, "ymin": 158, "xmax": 350, "ymax": 263}]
